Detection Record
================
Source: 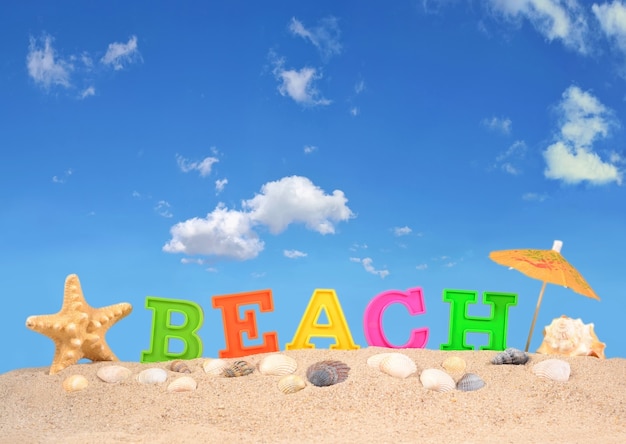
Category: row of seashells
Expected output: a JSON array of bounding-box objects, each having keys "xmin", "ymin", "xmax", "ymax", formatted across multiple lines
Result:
[{"xmin": 490, "ymin": 348, "xmax": 571, "ymax": 382}]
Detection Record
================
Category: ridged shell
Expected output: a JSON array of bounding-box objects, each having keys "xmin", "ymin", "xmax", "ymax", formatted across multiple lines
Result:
[
  {"xmin": 169, "ymin": 360, "xmax": 191, "ymax": 373},
  {"xmin": 258, "ymin": 354, "xmax": 298, "ymax": 376},
  {"xmin": 222, "ymin": 360, "xmax": 255, "ymax": 377},
  {"xmin": 203, "ymin": 358, "xmax": 228, "ymax": 376},
  {"xmin": 62, "ymin": 374, "xmax": 88, "ymax": 392},
  {"xmin": 277, "ymin": 374, "xmax": 306, "ymax": 394},
  {"xmin": 442, "ymin": 356, "xmax": 467, "ymax": 374},
  {"xmin": 366, "ymin": 353, "xmax": 396, "ymax": 370},
  {"xmin": 537, "ymin": 315, "xmax": 606, "ymax": 359},
  {"xmin": 306, "ymin": 360, "xmax": 350, "ymax": 387},
  {"xmin": 378, "ymin": 353, "xmax": 417, "ymax": 379},
  {"xmin": 456, "ymin": 373, "xmax": 485, "ymax": 392},
  {"xmin": 532, "ymin": 359, "xmax": 571, "ymax": 382},
  {"xmin": 419, "ymin": 368, "xmax": 456, "ymax": 393},
  {"xmin": 167, "ymin": 376, "xmax": 197, "ymax": 392},
  {"xmin": 136, "ymin": 368, "xmax": 168, "ymax": 385},
  {"xmin": 491, "ymin": 348, "xmax": 529, "ymax": 365},
  {"xmin": 96, "ymin": 365, "xmax": 132, "ymax": 383}
]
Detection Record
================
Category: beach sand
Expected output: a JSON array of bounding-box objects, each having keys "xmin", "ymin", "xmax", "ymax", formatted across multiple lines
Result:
[{"xmin": 1, "ymin": 347, "xmax": 624, "ymax": 444}]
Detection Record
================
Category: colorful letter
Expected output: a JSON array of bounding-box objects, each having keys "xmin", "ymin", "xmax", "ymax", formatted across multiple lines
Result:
[
  {"xmin": 211, "ymin": 289, "xmax": 279, "ymax": 358},
  {"xmin": 140, "ymin": 296, "xmax": 204, "ymax": 363},
  {"xmin": 440, "ymin": 289, "xmax": 517, "ymax": 351},
  {"xmin": 285, "ymin": 289, "xmax": 360, "ymax": 350},
  {"xmin": 363, "ymin": 287, "xmax": 429, "ymax": 348}
]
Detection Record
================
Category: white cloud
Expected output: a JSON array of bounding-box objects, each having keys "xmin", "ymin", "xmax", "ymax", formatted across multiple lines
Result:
[
  {"xmin": 393, "ymin": 226, "xmax": 412, "ymax": 236},
  {"xmin": 181, "ymin": 258, "xmax": 206, "ymax": 265},
  {"xmin": 495, "ymin": 140, "xmax": 527, "ymax": 175},
  {"xmin": 176, "ymin": 154, "xmax": 219, "ymax": 177},
  {"xmin": 593, "ymin": 1, "xmax": 626, "ymax": 54},
  {"xmin": 355, "ymin": 80, "xmax": 366, "ymax": 94},
  {"xmin": 52, "ymin": 168, "xmax": 73, "ymax": 183},
  {"xmin": 80, "ymin": 86, "xmax": 95, "ymax": 99},
  {"xmin": 543, "ymin": 86, "xmax": 622, "ymax": 185},
  {"xmin": 284, "ymin": 249, "xmax": 307, "ymax": 259},
  {"xmin": 288, "ymin": 16, "xmax": 342, "ymax": 60},
  {"xmin": 482, "ymin": 116, "xmax": 512, "ymax": 134},
  {"xmin": 416, "ymin": 263, "xmax": 428, "ymax": 270},
  {"xmin": 350, "ymin": 107, "xmax": 360, "ymax": 116},
  {"xmin": 101, "ymin": 35, "xmax": 140, "ymax": 70},
  {"xmin": 522, "ymin": 192, "xmax": 548, "ymax": 201},
  {"xmin": 304, "ymin": 145, "xmax": 318, "ymax": 154},
  {"xmin": 155, "ymin": 200, "xmax": 173, "ymax": 218},
  {"xmin": 27, "ymin": 34, "xmax": 72, "ymax": 88},
  {"xmin": 352, "ymin": 257, "xmax": 389, "ymax": 279},
  {"xmin": 270, "ymin": 52, "xmax": 331, "ymax": 106},
  {"xmin": 215, "ymin": 178, "xmax": 228, "ymax": 194}
]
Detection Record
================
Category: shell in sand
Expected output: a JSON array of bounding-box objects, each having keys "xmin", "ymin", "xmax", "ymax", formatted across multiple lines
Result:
[
  {"xmin": 532, "ymin": 359, "xmax": 571, "ymax": 382},
  {"xmin": 491, "ymin": 348, "xmax": 529, "ymax": 365},
  {"xmin": 456, "ymin": 373, "xmax": 485, "ymax": 392},
  {"xmin": 169, "ymin": 360, "xmax": 191, "ymax": 373},
  {"xmin": 419, "ymin": 368, "xmax": 455, "ymax": 393},
  {"xmin": 63, "ymin": 374, "xmax": 89, "ymax": 392},
  {"xmin": 96, "ymin": 365, "xmax": 132, "ymax": 383},
  {"xmin": 258, "ymin": 354, "xmax": 297, "ymax": 376},
  {"xmin": 366, "ymin": 353, "xmax": 396, "ymax": 370},
  {"xmin": 277, "ymin": 374, "xmax": 306, "ymax": 394},
  {"xmin": 306, "ymin": 360, "xmax": 350, "ymax": 387},
  {"xmin": 537, "ymin": 315, "xmax": 606, "ymax": 359},
  {"xmin": 378, "ymin": 353, "xmax": 417, "ymax": 379},
  {"xmin": 203, "ymin": 358, "xmax": 228, "ymax": 376},
  {"xmin": 222, "ymin": 360, "xmax": 255, "ymax": 377},
  {"xmin": 442, "ymin": 356, "xmax": 467, "ymax": 374},
  {"xmin": 167, "ymin": 376, "xmax": 197, "ymax": 392},
  {"xmin": 136, "ymin": 368, "xmax": 168, "ymax": 385}
]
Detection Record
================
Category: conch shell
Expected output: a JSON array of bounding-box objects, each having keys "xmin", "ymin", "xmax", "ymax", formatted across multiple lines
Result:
[{"xmin": 537, "ymin": 315, "xmax": 606, "ymax": 359}]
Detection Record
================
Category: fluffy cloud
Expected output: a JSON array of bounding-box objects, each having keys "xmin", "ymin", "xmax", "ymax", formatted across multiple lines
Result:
[
  {"xmin": 176, "ymin": 154, "xmax": 219, "ymax": 177},
  {"xmin": 154, "ymin": 200, "xmax": 173, "ymax": 218},
  {"xmin": 593, "ymin": 1, "xmax": 626, "ymax": 54},
  {"xmin": 288, "ymin": 16, "xmax": 342, "ymax": 60},
  {"xmin": 351, "ymin": 257, "xmax": 389, "ymax": 279},
  {"xmin": 27, "ymin": 35, "xmax": 72, "ymax": 88},
  {"xmin": 284, "ymin": 249, "xmax": 307, "ymax": 259},
  {"xmin": 270, "ymin": 52, "xmax": 331, "ymax": 106},
  {"xmin": 393, "ymin": 226, "xmax": 412, "ymax": 236},
  {"xmin": 215, "ymin": 178, "xmax": 228, "ymax": 194},
  {"xmin": 101, "ymin": 36, "xmax": 140, "ymax": 70},
  {"xmin": 495, "ymin": 140, "xmax": 527, "ymax": 175},
  {"xmin": 482, "ymin": 116, "xmax": 512, "ymax": 134}
]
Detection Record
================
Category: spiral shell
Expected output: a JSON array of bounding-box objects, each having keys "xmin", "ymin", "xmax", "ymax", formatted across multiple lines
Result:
[
  {"xmin": 277, "ymin": 374, "xmax": 306, "ymax": 394},
  {"xmin": 366, "ymin": 353, "xmax": 396, "ymax": 370},
  {"xmin": 167, "ymin": 376, "xmax": 197, "ymax": 392},
  {"xmin": 96, "ymin": 365, "xmax": 132, "ymax": 383},
  {"xmin": 222, "ymin": 360, "xmax": 255, "ymax": 377},
  {"xmin": 62, "ymin": 374, "xmax": 88, "ymax": 392},
  {"xmin": 378, "ymin": 353, "xmax": 417, "ymax": 379},
  {"xmin": 456, "ymin": 373, "xmax": 485, "ymax": 392},
  {"xmin": 203, "ymin": 358, "xmax": 228, "ymax": 376},
  {"xmin": 532, "ymin": 359, "xmax": 571, "ymax": 382},
  {"xmin": 169, "ymin": 360, "xmax": 191, "ymax": 373},
  {"xmin": 419, "ymin": 368, "xmax": 456, "ymax": 393},
  {"xmin": 442, "ymin": 356, "xmax": 467, "ymax": 374},
  {"xmin": 136, "ymin": 368, "xmax": 168, "ymax": 385},
  {"xmin": 306, "ymin": 360, "xmax": 350, "ymax": 387},
  {"xmin": 491, "ymin": 348, "xmax": 529, "ymax": 365},
  {"xmin": 258, "ymin": 354, "xmax": 298, "ymax": 376},
  {"xmin": 537, "ymin": 315, "xmax": 606, "ymax": 359}
]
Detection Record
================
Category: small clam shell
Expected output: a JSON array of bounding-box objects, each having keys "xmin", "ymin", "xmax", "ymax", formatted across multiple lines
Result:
[
  {"xmin": 277, "ymin": 374, "xmax": 306, "ymax": 394},
  {"xmin": 491, "ymin": 348, "xmax": 529, "ymax": 365},
  {"xmin": 222, "ymin": 360, "xmax": 255, "ymax": 377},
  {"xmin": 379, "ymin": 353, "xmax": 417, "ymax": 379},
  {"xmin": 306, "ymin": 360, "xmax": 350, "ymax": 387},
  {"xmin": 203, "ymin": 358, "xmax": 228, "ymax": 376},
  {"xmin": 96, "ymin": 365, "xmax": 132, "ymax": 383},
  {"xmin": 63, "ymin": 374, "xmax": 88, "ymax": 392},
  {"xmin": 419, "ymin": 368, "xmax": 456, "ymax": 393},
  {"xmin": 442, "ymin": 356, "xmax": 467, "ymax": 374},
  {"xmin": 136, "ymin": 368, "xmax": 168, "ymax": 385},
  {"xmin": 366, "ymin": 353, "xmax": 396, "ymax": 370},
  {"xmin": 258, "ymin": 354, "xmax": 298, "ymax": 376},
  {"xmin": 167, "ymin": 376, "xmax": 197, "ymax": 392},
  {"xmin": 169, "ymin": 360, "xmax": 191, "ymax": 373},
  {"xmin": 532, "ymin": 359, "xmax": 571, "ymax": 382},
  {"xmin": 456, "ymin": 373, "xmax": 485, "ymax": 392}
]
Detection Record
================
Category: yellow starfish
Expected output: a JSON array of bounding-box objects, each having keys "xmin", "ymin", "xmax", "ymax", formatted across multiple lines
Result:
[{"xmin": 25, "ymin": 274, "xmax": 133, "ymax": 374}]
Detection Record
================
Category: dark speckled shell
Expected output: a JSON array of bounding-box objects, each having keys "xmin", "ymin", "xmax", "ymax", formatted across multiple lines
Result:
[
  {"xmin": 306, "ymin": 360, "xmax": 350, "ymax": 387},
  {"xmin": 491, "ymin": 348, "xmax": 529, "ymax": 365},
  {"xmin": 169, "ymin": 360, "xmax": 192, "ymax": 373},
  {"xmin": 222, "ymin": 360, "xmax": 255, "ymax": 377}
]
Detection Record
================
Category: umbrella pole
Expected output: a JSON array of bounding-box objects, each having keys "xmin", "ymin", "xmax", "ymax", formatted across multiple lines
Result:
[{"xmin": 525, "ymin": 281, "xmax": 548, "ymax": 352}]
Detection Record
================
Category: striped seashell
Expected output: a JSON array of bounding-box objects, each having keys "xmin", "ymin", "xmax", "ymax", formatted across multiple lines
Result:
[
  {"xmin": 532, "ymin": 359, "xmax": 571, "ymax": 382},
  {"xmin": 366, "ymin": 353, "xmax": 396, "ymax": 370},
  {"xmin": 167, "ymin": 376, "xmax": 197, "ymax": 392},
  {"xmin": 442, "ymin": 356, "xmax": 467, "ymax": 374},
  {"xmin": 169, "ymin": 360, "xmax": 191, "ymax": 373},
  {"xmin": 63, "ymin": 374, "xmax": 88, "ymax": 392},
  {"xmin": 96, "ymin": 365, "xmax": 132, "ymax": 383},
  {"xmin": 306, "ymin": 360, "xmax": 350, "ymax": 387},
  {"xmin": 456, "ymin": 373, "xmax": 485, "ymax": 392},
  {"xmin": 379, "ymin": 353, "xmax": 417, "ymax": 379},
  {"xmin": 203, "ymin": 358, "xmax": 228, "ymax": 376},
  {"xmin": 222, "ymin": 360, "xmax": 255, "ymax": 377},
  {"xmin": 491, "ymin": 348, "xmax": 529, "ymax": 365},
  {"xmin": 258, "ymin": 353, "xmax": 298, "ymax": 376},
  {"xmin": 419, "ymin": 368, "xmax": 456, "ymax": 393},
  {"xmin": 136, "ymin": 368, "xmax": 168, "ymax": 385},
  {"xmin": 277, "ymin": 374, "xmax": 306, "ymax": 394}
]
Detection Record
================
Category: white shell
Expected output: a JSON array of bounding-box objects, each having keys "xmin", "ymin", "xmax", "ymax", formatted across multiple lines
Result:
[
  {"xmin": 419, "ymin": 368, "xmax": 456, "ymax": 392},
  {"xmin": 537, "ymin": 316, "xmax": 606, "ymax": 359},
  {"xmin": 532, "ymin": 359, "xmax": 571, "ymax": 382},
  {"xmin": 366, "ymin": 353, "xmax": 396, "ymax": 370},
  {"xmin": 442, "ymin": 356, "xmax": 466, "ymax": 374},
  {"xmin": 63, "ymin": 374, "xmax": 88, "ymax": 392},
  {"xmin": 258, "ymin": 354, "xmax": 298, "ymax": 376},
  {"xmin": 136, "ymin": 368, "xmax": 168, "ymax": 385},
  {"xmin": 277, "ymin": 374, "xmax": 306, "ymax": 394},
  {"xmin": 167, "ymin": 376, "xmax": 197, "ymax": 392},
  {"xmin": 96, "ymin": 365, "xmax": 131, "ymax": 383},
  {"xmin": 203, "ymin": 358, "xmax": 228, "ymax": 376},
  {"xmin": 379, "ymin": 353, "xmax": 417, "ymax": 379}
]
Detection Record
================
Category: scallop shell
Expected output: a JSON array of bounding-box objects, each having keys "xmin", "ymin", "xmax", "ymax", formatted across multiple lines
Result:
[
  {"xmin": 258, "ymin": 354, "xmax": 298, "ymax": 376},
  {"xmin": 136, "ymin": 368, "xmax": 168, "ymax": 385},
  {"xmin": 378, "ymin": 353, "xmax": 417, "ymax": 379},
  {"xmin": 419, "ymin": 368, "xmax": 456, "ymax": 393},
  {"xmin": 167, "ymin": 376, "xmax": 197, "ymax": 392},
  {"xmin": 306, "ymin": 360, "xmax": 350, "ymax": 387},
  {"xmin": 203, "ymin": 358, "xmax": 228, "ymax": 376},
  {"xmin": 62, "ymin": 374, "xmax": 88, "ymax": 392},
  {"xmin": 456, "ymin": 373, "xmax": 485, "ymax": 392},
  {"xmin": 537, "ymin": 315, "xmax": 606, "ymax": 359},
  {"xmin": 491, "ymin": 348, "xmax": 529, "ymax": 365},
  {"xmin": 222, "ymin": 360, "xmax": 255, "ymax": 377},
  {"xmin": 169, "ymin": 360, "xmax": 192, "ymax": 373},
  {"xmin": 366, "ymin": 353, "xmax": 396, "ymax": 370},
  {"xmin": 277, "ymin": 374, "xmax": 306, "ymax": 394},
  {"xmin": 96, "ymin": 365, "xmax": 132, "ymax": 383},
  {"xmin": 442, "ymin": 356, "xmax": 467, "ymax": 374},
  {"xmin": 532, "ymin": 359, "xmax": 571, "ymax": 382}
]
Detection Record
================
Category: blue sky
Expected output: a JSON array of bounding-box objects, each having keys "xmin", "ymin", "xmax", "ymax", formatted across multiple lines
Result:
[{"xmin": 2, "ymin": 0, "xmax": 625, "ymax": 374}]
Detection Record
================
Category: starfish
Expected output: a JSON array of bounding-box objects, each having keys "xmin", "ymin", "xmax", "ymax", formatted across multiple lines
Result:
[{"xmin": 25, "ymin": 274, "xmax": 133, "ymax": 374}]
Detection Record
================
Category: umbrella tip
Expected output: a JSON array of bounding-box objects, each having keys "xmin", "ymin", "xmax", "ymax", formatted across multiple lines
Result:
[{"xmin": 552, "ymin": 240, "xmax": 563, "ymax": 253}]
